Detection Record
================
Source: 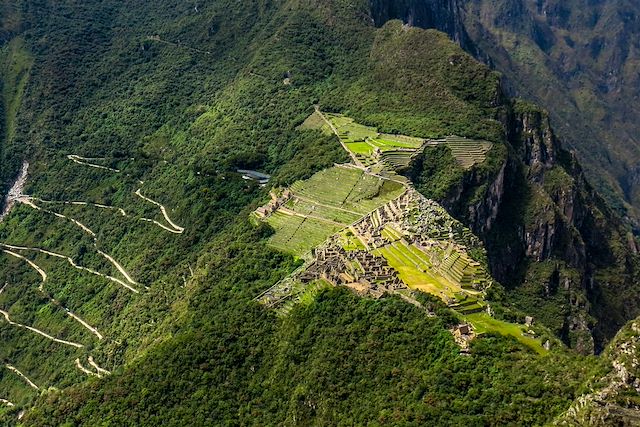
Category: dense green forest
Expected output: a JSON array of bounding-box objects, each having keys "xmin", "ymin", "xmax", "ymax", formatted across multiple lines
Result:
[{"xmin": 0, "ymin": 0, "xmax": 637, "ymax": 425}]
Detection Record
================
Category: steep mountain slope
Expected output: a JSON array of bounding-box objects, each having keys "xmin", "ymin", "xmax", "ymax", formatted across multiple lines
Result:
[
  {"xmin": 370, "ymin": 0, "xmax": 640, "ymax": 354},
  {"xmin": 0, "ymin": 0, "xmax": 636, "ymax": 425},
  {"xmin": 370, "ymin": 0, "xmax": 640, "ymax": 223},
  {"xmin": 556, "ymin": 315, "xmax": 640, "ymax": 425},
  {"xmin": 463, "ymin": 0, "xmax": 640, "ymax": 221}
]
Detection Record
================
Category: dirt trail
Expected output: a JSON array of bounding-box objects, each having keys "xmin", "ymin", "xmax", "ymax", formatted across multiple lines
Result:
[
  {"xmin": 57, "ymin": 200, "xmax": 126, "ymax": 217},
  {"xmin": 67, "ymin": 155, "xmax": 120, "ymax": 172},
  {"xmin": 5, "ymin": 365, "xmax": 40, "ymax": 391},
  {"xmin": 63, "ymin": 311, "xmax": 103, "ymax": 340},
  {"xmin": 0, "ymin": 399, "xmax": 14, "ymax": 407},
  {"xmin": 95, "ymin": 249, "xmax": 137, "ymax": 286},
  {"xmin": 139, "ymin": 217, "xmax": 184, "ymax": 234},
  {"xmin": 88, "ymin": 356, "xmax": 110, "ymax": 375},
  {"xmin": 2, "ymin": 250, "xmax": 47, "ymax": 282},
  {"xmin": 0, "ymin": 308, "xmax": 83, "ymax": 348},
  {"xmin": 0, "ymin": 244, "xmax": 139, "ymax": 294},
  {"xmin": 75, "ymin": 359, "xmax": 101, "ymax": 378},
  {"xmin": 134, "ymin": 189, "xmax": 185, "ymax": 233}
]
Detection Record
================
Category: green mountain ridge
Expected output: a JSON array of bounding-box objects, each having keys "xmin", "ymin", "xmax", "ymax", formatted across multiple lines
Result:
[
  {"xmin": 0, "ymin": 0, "xmax": 637, "ymax": 425},
  {"xmin": 370, "ymin": 0, "xmax": 640, "ymax": 225}
]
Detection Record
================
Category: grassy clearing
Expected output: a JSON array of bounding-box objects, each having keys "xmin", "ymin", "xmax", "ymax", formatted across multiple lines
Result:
[
  {"xmin": 298, "ymin": 111, "xmax": 332, "ymax": 135},
  {"xmin": 345, "ymin": 142, "xmax": 374, "ymax": 155},
  {"xmin": 464, "ymin": 312, "xmax": 546, "ymax": 355},
  {"xmin": 264, "ymin": 166, "xmax": 403, "ymax": 256},
  {"xmin": 339, "ymin": 122, "xmax": 378, "ymax": 142},
  {"xmin": 375, "ymin": 243, "xmax": 459, "ymax": 300},
  {"xmin": 266, "ymin": 212, "xmax": 343, "ymax": 256},
  {"xmin": 337, "ymin": 229, "xmax": 366, "ymax": 251},
  {"xmin": 378, "ymin": 133, "xmax": 424, "ymax": 148}
]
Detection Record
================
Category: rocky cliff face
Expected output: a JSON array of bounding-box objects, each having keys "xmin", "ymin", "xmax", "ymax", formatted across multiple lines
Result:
[
  {"xmin": 369, "ymin": 0, "xmax": 466, "ymax": 43},
  {"xmin": 370, "ymin": 0, "xmax": 640, "ymax": 352},
  {"xmin": 414, "ymin": 90, "xmax": 640, "ymax": 353},
  {"xmin": 556, "ymin": 318, "xmax": 640, "ymax": 426},
  {"xmin": 372, "ymin": 0, "xmax": 640, "ymax": 226},
  {"xmin": 498, "ymin": 104, "xmax": 640, "ymax": 352}
]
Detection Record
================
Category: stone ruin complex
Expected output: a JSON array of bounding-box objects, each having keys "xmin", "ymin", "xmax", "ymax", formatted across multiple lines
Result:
[
  {"xmin": 299, "ymin": 238, "xmax": 408, "ymax": 299},
  {"xmin": 254, "ymin": 189, "xmax": 292, "ymax": 218},
  {"xmin": 256, "ymin": 188, "xmax": 492, "ymax": 306}
]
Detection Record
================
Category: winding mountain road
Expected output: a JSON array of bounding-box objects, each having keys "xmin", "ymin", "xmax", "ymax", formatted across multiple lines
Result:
[
  {"xmin": 1, "ymin": 244, "xmax": 139, "ymax": 294},
  {"xmin": 1, "ymin": 249, "xmax": 105, "ymax": 340},
  {"xmin": 134, "ymin": 189, "xmax": 185, "ymax": 234},
  {"xmin": 5, "ymin": 365, "xmax": 39, "ymax": 391},
  {"xmin": 0, "ymin": 399, "xmax": 14, "ymax": 407},
  {"xmin": 67, "ymin": 155, "xmax": 120, "ymax": 172},
  {"xmin": 17, "ymin": 199, "xmax": 140, "ymax": 291},
  {"xmin": 88, "ymin": 356, "xmax": 110, "ymax": 375},
  {"xmin": 75, "ymin": 359, "xmax": 101, "ymax": 378},
  {"xmin": 0, "ymin": 309, "xmax": 83, "ymax": 348},
  {"xmin": 0, "ymin": 249, "xmax": 108, "ymax": 385},
  {"xmin": 32, "ymin": 198, "xmax": 182, "ymax": 234},
  {"xmin": 20, "ymin": 197, "xmax": 96, "ymax": 237},
  {"xmin": 75, "ymin": 356, "xmax": 110, "ymax": 378}
]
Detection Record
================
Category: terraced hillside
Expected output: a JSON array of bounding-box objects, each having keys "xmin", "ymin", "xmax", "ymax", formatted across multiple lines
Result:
[
  {"xmin": 425, "ymin": 136, "xmax": 493, "ymax": 169},
  {"xmin": 313, "ymin": 111, "xmax": 493, "ymax": 171},
  {"xmin": 254, "ymin": 112, "xmax": 545, "ymax": 353},
  {"xmin": 323, "ymin": 112, "xmax": 424, "ymax": 168},
  {"xmin": 256, "ymin": 165, "xmax": 405, "ymax": 256}
]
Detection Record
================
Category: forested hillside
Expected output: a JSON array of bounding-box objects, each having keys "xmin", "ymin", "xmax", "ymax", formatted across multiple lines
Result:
[
  {"xmin": 0, "ymin": 0, "xmax": 637, "ymax": 425},
  {"xmin": 370, "ymin": 0, "xmax": 640, "ymax": 223}
]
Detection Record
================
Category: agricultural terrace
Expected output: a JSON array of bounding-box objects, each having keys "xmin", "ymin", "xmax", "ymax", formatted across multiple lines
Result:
[
  {"xmin": 324, "ymin": 113, "xmax": 424, "ymax": 167},
  {"xmin": 374, "ymin": 225, "xmax": 466, "ymax": 298},
  {"xmin": 425, "ymin": 136, "xmax": 493, "ymax": 169},
  {"xmin": 314, "ymin": 112, "xmax": 493, "ymax": 171},
  {"xmin": 255, "ymin": 109, "xmax": 544, "ymax": 354},
  {"xmin": 259, "ymin": 165, "xmax": 405, "ymax": 256}
]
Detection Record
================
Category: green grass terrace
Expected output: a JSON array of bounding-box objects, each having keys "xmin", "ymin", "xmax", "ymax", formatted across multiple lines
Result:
[
  {"xmin": 263, "ymin": 166, "xmax": 405, "ymax": 257},
  {"xmin": 323, "ymin": 113, "xmax": 425, "ymax": 167}
]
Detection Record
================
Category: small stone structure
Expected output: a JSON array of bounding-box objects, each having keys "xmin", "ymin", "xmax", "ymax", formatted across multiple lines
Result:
[
  {"xmin": 254, "ymin": 189, "xmax": 291, "ymax": 218},
  {"xmin": 452, "ymin": 323, "xmax": 475, "ymax": 353}
]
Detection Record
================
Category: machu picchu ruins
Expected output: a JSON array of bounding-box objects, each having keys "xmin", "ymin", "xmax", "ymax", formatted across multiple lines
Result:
[{"xmin": 252, "ymin": 111, "xmax": 545, "ymax": 352}]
